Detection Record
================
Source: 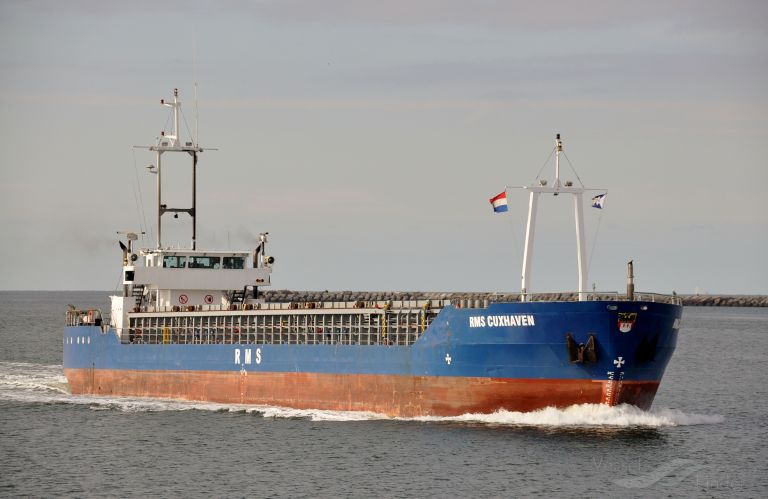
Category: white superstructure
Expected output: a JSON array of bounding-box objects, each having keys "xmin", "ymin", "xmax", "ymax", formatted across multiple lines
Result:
[{"xmin": 112, "ymin": 89, "xmax": 274, "ymax": 328}]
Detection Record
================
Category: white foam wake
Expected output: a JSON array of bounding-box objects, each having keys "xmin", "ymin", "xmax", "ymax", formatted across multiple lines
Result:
[
  {"xmin": 0, "ymin": 361, "xmax": 69, "ymax": 395},
  {"xmin": 409, "ymin": 403, "xmax": 725, "ymax": 427},
  {"xmin": 0, "ymin": 362, "xmax": 724, "ymax": 426}
]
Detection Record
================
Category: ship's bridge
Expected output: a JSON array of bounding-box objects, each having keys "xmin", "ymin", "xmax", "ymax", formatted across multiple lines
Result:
[
  {"xmin": 130, "ymin": 248, "xmax": 271, "ymax": 291},
  {"xmin": 121, "ymin": 248, "xmax": 272, "ymax": 312},
  {"xmin": 143, "ymin": 249, "xmax": 253, "ymax": 271}
]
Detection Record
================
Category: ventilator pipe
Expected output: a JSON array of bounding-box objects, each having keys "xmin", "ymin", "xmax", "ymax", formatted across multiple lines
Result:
[
  {"xmin": 627, "ymin": 260, "xmax": 635, "ymax": 301},
  {"xmin": 253, "ymin": 244, "xmax": 261, "ymax": 268}
]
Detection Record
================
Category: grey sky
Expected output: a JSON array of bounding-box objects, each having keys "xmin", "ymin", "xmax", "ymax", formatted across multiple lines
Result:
[{"xmin": 1, "ymin": 0, "xmax": 766, "ymax": 294}]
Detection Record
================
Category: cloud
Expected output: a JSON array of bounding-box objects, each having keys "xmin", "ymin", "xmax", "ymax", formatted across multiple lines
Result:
[
  {"xmin": 5, "ymin": 0, "xmax": 766, "ymax": 32},
  {"xmin": 241, "ymin": 0, "xmax": 768, "ymax": 32}
]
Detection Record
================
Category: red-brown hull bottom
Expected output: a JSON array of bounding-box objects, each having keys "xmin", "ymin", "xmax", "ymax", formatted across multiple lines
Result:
[{"xmin": 64, "ymin": 369, "xmax": 660, "ymax": 417}]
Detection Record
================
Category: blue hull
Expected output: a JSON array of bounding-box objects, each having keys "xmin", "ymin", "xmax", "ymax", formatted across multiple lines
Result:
[{"xmin": 64, "ymin": 300, "xmax": 681, "ymax": 415}]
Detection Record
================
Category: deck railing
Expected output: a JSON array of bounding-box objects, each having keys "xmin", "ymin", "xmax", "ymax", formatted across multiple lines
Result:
[
  {"xmin": 65, "ymin": 309, "xmax": 104, "ymax": 327},
  {"xmin": 124, "ymin": 306, "xmax": 441, "ymax": 347},
  {"xmin": 518, "ymin": 291, "xmax": 682, "ymax": 305}
]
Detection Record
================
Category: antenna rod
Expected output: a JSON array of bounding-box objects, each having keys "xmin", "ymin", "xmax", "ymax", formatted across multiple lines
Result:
[
  {"xmin": 554, "ymin": 133, "xmax": 562, "ymax": 192},
  {"xmin": 194, "ymin": 82, "xmax": 199, "ymax": 146},
  {"xmin": 173, "ymin": 88, "xmax": 179, "ymax": 145}
]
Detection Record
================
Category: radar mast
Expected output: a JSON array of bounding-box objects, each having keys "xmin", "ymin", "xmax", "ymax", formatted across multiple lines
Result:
[{"xmin": 148, "ymin": 88, "xmax": 205, "ymax": 250}]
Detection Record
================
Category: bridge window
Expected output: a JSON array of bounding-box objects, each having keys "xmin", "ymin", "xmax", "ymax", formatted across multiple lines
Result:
[
  {"xmin": 163, "ymin": 255, "xmax": 187, "ymax": 268},
  {"xmin": 223, "ymin": 256, "xmax": 245, "ymax": 269},
  {"xmin": 189, "ymin": 256, "xmax": 221, "ymax": 269}
]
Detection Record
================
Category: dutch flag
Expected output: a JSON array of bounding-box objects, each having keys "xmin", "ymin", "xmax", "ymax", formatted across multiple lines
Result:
[{"xmin": 489, "ymin": 191, "xmax": 508, "ymax": 213}]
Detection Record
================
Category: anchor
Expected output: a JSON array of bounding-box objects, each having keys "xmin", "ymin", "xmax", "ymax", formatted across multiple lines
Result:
[{"xmin": 566, "ymin": 333, "xmax": 598, "ymax": 364}]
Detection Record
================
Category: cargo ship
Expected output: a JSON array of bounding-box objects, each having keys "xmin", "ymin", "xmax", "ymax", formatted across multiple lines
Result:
[{"xmin": 64, "ymin": 89, "xmax": 682, "ymax": 417}]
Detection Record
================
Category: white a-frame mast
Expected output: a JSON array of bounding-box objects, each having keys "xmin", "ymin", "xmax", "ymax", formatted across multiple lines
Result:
[{"xmin": 520, "ymin": 134, "xmax": 592, "ymax": 302}]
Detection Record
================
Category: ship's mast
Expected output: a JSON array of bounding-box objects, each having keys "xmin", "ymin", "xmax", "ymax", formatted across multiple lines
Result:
[
  {"xmin": 148, "ymin": 88, "xmax": 204, "ymax": 250},
  {"xmin": 520, "ymin": 134, "xmax": 590, "ymax": 302}
]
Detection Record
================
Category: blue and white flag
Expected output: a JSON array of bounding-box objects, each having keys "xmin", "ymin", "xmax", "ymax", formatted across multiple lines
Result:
[
  {"xmin": 489, "ymin": 191, "xmax": 508, "ymax": 213},
  {"xmin": 591, "ymin": 193, "xmax": 607, "ymax": 209}
]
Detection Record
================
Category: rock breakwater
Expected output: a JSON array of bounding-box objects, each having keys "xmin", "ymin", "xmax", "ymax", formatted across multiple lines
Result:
[{"xmin": 258, "ymin": 290, "xmax": 767, "ymax": 307}]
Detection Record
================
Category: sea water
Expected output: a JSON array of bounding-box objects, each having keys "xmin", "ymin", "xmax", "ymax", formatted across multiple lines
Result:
[{"xmin": 1, "ymin": 291, "xmax": 766, "ymax": 498}]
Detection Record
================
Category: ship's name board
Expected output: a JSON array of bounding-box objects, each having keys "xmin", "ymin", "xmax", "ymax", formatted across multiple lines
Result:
[{"xmin": 469, "ymin": 314, "xmax": 535, "ymax": 328}]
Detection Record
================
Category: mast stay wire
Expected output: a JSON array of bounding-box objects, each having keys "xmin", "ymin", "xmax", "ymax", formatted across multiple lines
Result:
[
  {"xmin": 113, "ymin": 270, "xmax": 123, "ymax": 293},
  {"xmin": 532, "ymin": 147, "xmax": 556, "ymax": 184},
  {"xmin": 506, "ymin": 208, "xmax": 522, "ymax": 278},
  {"xmin": 180, "ymin": 108, "xmax": 195, "ymax": 147},
  {"xmin": 559, "ymin": 150, "xmax": 606, "ymax": 285},
  {"xmin": 501, "ymin": 146, "xmax": 553, "ymax": 290},
  {"xmin": 131, "ymin": 148, "xmax": 150, "ymax": 246},
  {"xmin": 505, "ymin": 146, "xmax": 555, "ymax": 289},
  {"xmin": 162, "ymin": 111, "xmax": 172, "ymax": 139},
  {"xmin": 561, "ymin": 151, "xmax": 585, "ymax": 188},
  {"xmin": 586, "ymin": 209, "xmax": 604, "ymax": 280}
]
